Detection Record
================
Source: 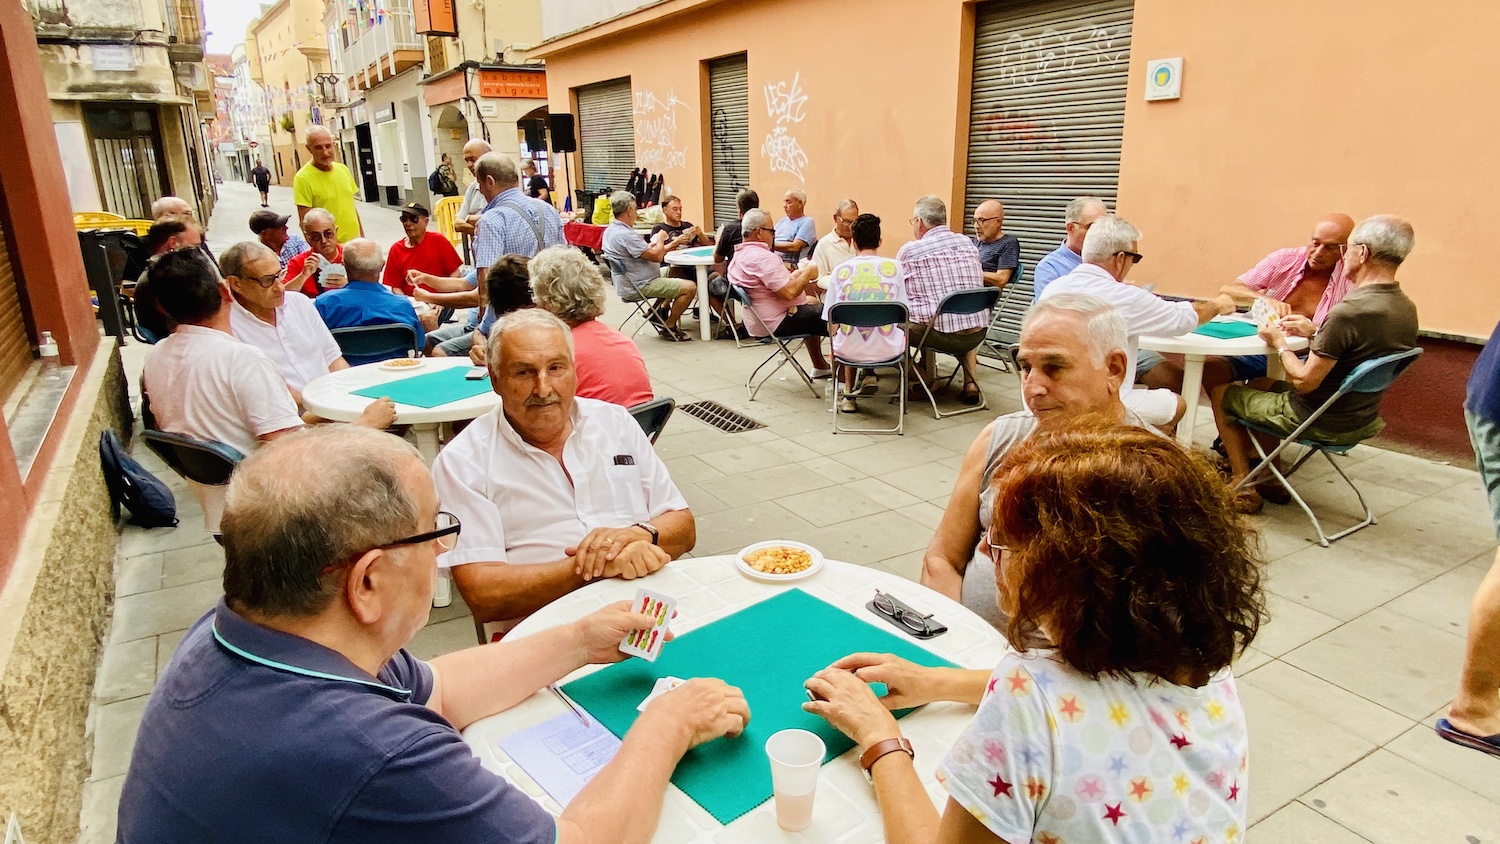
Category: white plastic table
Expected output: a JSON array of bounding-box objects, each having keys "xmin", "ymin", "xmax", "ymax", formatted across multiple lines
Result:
[
  {"xmin": 461, "ymin": 556, "xmax": 1009, "ymax": 843},
  {"xmin": 663, "ymin": 245, "xmax": 717, "ymax": 342},
  {"xmin": 300, "ymin": 356, "xmax": 497, "ymax": 463},
  {"xmin": 1139, "ymin": 316, "xmax": 1309, "ymax": 446}
]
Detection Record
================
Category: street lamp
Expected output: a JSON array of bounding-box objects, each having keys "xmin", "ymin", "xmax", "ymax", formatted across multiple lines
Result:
[{"xmin": 313, "ymin": 73, "xmax": 341, "ymax": 104}]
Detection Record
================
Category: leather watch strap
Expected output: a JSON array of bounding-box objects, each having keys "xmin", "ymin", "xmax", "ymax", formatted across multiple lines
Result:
[
  {"xmin": 859, "ymin": 737, "xmax": 914, "ymax": 781},
  {"xmin": 633, "ymin": 521, "xmax": 660, "ymax": 545}
]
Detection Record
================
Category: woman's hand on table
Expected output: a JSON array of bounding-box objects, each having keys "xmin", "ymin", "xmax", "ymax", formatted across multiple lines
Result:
[
  {"xmin": 826, "ymin": 652, "xmax": 943, "ymax": 710},
  {"xmin": 641, "ymin": 678, "xmax": 751, "ymax": 749},
  {"xmin": 803, "ymin": 666, "xmax": 902, "ymax": 754},
  {"xmin": 574, "ymin": 600, "xmax": 672, "ymax": 665}
]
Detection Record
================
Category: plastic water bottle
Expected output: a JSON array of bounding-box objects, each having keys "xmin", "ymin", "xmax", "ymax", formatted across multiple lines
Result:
[{"xmin": 39, "ymin": 330, "xmax": 60, "ymax": 380}]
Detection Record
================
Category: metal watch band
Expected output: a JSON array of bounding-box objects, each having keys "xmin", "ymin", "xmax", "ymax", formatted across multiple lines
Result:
[{"xmin": 859, "ymin": 737, "xmax": 914, "ymax": 782}]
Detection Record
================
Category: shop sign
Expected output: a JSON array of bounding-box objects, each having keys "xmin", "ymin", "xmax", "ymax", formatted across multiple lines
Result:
[
  {"xmin": 413, "ymin": 0, "xmax": 458, "ymax": 36},
  {"xmin": 478, "ymin": 69, "xmax": 547, "ymax": 100}
]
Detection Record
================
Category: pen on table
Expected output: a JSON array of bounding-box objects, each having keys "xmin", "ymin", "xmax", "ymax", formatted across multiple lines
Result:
[{"xmin": 549, "ymin": 684, "xmax": 590, "ymax": 726}]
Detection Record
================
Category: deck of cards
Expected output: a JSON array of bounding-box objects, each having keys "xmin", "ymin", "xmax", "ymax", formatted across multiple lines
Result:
[
  {"xmin": 619, "ymin": 588, "xmax": 675, "ymax": 662},
  {"xmin": 1250, "ymin": 297, "xmax": 1281, "ymax": 329}
]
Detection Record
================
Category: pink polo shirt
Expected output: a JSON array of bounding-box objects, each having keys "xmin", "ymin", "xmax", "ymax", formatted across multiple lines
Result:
[
  {"xmin": 572, "ymin": 318, "xmax": 653, "ymax": 408},
  {"xmin": 1238, "ymin": 246, "xmax": 1352, "ymax": 326},
  {"xmin": 729, "ymin": 240, "xmax": 804, "ymax": 336}
]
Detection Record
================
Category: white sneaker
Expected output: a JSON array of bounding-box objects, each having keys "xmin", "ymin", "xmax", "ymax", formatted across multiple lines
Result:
[
  {"xmin": 432, "ymin": 571, "xmax": 453, "ymax": 608},
  {"xmin": 809, "ymin": 367, "xmax": 833, "ymax": 378},
  {"xmin": 838, "ymin": 396, "xmax": 858, "ymax": 413}
]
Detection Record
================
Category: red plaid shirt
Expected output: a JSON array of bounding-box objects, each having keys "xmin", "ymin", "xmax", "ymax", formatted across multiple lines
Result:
[
  {"xmin": 897, "ymin": 226, "xmax": 987, "ymax": 332},
  {"xmin": 1238, "ymin": 246, "xmax": 1352, "ymax": 326}
]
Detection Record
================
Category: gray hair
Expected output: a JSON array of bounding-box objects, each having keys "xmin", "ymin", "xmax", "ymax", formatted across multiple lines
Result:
[
  {"xmin": 913, "ymin": 195, "xmax": 947, "ymax": 228},
  {"xmin": 221, "ymin": 426, "xmax": 422, "ymax": 617},
  {"xmin": 485, "ymin": 307, "xmax": 575, "ymax": 369},
  {"xmin": 834, "ymin": 199, "xmax": 858, "ymax": 216},
  {"xmin": 474, "ymin": 152, "xmax": 520, "ymax": 188},
  {"xmin": 609, "ymin": 190, "xmax": 637, "ymax": 219},
  {"xmin": 1350, "ymin": 214, "xmax": 1415, "ymax": 266},
  {"xmin": 218, "ymin": 241, "xmax": 278, "ymax": 279},
  {"xmin": 342, "ymin": 238, "xmax": 384, "ymax": 280},
  {"xmin": 1022, "ymin": 293, "xmax": 1129, "ymax": 366},
  {"xmin": 742, "ymin": 208, "xmax": 771, "ymax": 238},
  {"xmin": 530, "ymin": 246, "xmax": 607, "ymax": 324},
  {"xmin": 1064, "ymin": 196, "xmax": 1107, "ymax": 224},
  {"xmin": 304, "ymin": 125, "xmax": 333, "ymax": 144},
  {"xmin": 151, "ymin": 195, "xmax": 193, "ymax": 221},
  {"xmin": 1080, "ymin": 215, "xmax": 1140, "ymax": 263},
  {"xmin": 302, "ymin": 207, "xmax": 336, "ymax": 231},
  {"xmin": 785, "ymin": 190, "xmax": 807, "ymax": 205}
]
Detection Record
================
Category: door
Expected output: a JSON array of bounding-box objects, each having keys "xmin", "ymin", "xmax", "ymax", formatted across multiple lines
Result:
[
  {"xmin": 355, "ymin": 123, "xmax": 379, "ymax": 200},
  {"xmin": 83, "ymin": 104, "xmax": 171, "ymax": 220},
  {"xmin": 576, "ymin": 78, "xmax": 635, "ymax": 195},
  {"xmin": 963, "ymin": 0, "xmax": 1133, "ymax": 271},
  {"xmin": 708, "ymin": 54, "xmax": 750, "ymax": 232}
]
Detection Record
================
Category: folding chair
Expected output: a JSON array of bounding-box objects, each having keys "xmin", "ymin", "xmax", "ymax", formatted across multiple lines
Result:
[
  {"xmin": 628, "ymin": 397, "xmax": 676, "ymax": 444},
  {"xmin": 729, "ymin": 284, "xmax": 821, "ymax": 400},
  {"xmin": 1234, "ymin": 348, "xmax": 1423, "ymax": 546},
  {"xmin": 910, "ymin": 287, "xmax": 1002, "ymax": 418},
  {"xmin": 142, "ymin": 431, "xmax": 245, "ymax": 487},
  {"xmin": 603, "ymin": 254, "xmax": 675, "ymax": 339},
  {"xmin": 432, "ymin": 195, "xmax": 463, "ymax": 251},
  {"xmin": 330, "ymin": 323, "xmax": 420, "ymax": 365},
  {"xmin": 828, "ymin": 301, "xmax": 909, "ymax": 435},
  {"xmin": 978, "ymin": 261, "xmax": 1028, "ymax": 372}
]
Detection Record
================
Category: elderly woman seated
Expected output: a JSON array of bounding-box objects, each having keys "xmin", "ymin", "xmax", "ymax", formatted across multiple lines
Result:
[
  {"xmin": 529, "ymin": 245, "xmax": 654, "ymax": 407},
  {"xmin": 804, "ymin": 424, "xmax": 1267, "ymax": 844}
]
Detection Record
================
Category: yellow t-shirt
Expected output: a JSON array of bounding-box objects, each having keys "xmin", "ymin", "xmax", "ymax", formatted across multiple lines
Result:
[{"xmin": 293, "ymin": 162, "xmax": 361, "ymax": 242}]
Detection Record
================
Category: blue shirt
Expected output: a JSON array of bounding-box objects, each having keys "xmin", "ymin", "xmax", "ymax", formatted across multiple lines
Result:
[
  {"xmin": 472, "ymin": 187, "xmax": 564, "ymax": 268},
  {"xmin": 601, "ymin": 219, "xmax": 661, "ymax": 298},
  {"xmin": 116, "ymin": 602, "xmax": 556, "ymax": 844},
  {"xmin": 974, "ymin": 234, "xmax": 1020, "ymax": 275},
  {"xmin": 1032, "ymin": 240, "xmax": 1082, "ymax": 302},
  {"xmin": 774, "ymin": 215, "xmax": 816, "ymax": 265},
  {"xmin": 314, "ymin": 280, "xmax": 426, "ymax": 363},
  {"xmin": 278, "ymin": 233, "xmax": 310, "ymax": 270},
  {"xmin": 1468, "ymin": 320, "xmax": 1500, "ymax": 425}
]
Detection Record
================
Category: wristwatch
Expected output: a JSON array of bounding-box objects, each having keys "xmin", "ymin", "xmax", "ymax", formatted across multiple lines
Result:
[
  {"xmin": 632, "ymin": 521, "xmax": 659, "ymax": 545},
  {"xmin": 859, "ymin": 737, "xmax": 915, "ymax": 782}
]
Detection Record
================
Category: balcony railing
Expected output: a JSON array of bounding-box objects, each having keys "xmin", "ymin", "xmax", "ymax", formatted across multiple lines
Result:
[
  {"xmin": 339, "ymin": 0, "xmax": 422, "ymax": 90},
  {"xmin": 164, "ymin": 0, "xmax": 204, "ymax": 62}
]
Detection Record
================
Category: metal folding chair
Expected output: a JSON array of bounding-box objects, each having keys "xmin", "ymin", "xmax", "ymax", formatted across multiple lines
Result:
[
  {"xmin": 628, "ymin": 397, "xmax": 676, "ymax": 444},
  {"xmin": 729, "ymin": 284, "xmax": 821, "ymax": 400},
  {"xmin": 910, "ymin": 286, "xmax": 1002, "ymax": 418},
  {"xmin": 142, "ymin": 430, "xmax": 245, "ymax": 487},
  {"xmin": 828, "ymin": 301, "xmax": 909, "ymax": 435},
  {"xmin": 978, "ymin": 261, "xmax": 1028, "ymax": 372},
  {"xmin": 330, "ymin": 323, "xmax": 420, "ymax": 364},
  {"xmin": 603, "ymin": 254, "xmax": 675, "ymax": 339},
  {"xmin": 1234, "ymin": 347, "xmax": 1423, "ymax": 546}
]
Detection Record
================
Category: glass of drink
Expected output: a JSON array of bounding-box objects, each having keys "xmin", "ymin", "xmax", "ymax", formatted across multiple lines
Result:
[{"xmin": 765, "ymin": 728, "xmax": 825, "ymax": 832}]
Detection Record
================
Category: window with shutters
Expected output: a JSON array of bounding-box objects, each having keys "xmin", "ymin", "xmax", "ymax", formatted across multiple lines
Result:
[{"xmin": 0, "ymin": 210, "xmax": 34, "ymax": 403}]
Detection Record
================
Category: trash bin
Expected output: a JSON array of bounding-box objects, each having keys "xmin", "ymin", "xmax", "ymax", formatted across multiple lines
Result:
[{"xmin": 77, "ymin": 228, "xmax": 147, "ymax": 340}]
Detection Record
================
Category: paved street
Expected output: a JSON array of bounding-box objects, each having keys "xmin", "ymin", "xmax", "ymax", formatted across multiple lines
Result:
[{"xmin": 79, "ymin": 183, "xmax": 1500, "ymax": 843}]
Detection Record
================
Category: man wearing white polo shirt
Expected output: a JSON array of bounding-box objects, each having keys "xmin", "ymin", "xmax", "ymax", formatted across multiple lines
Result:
[{"xmin": 432, "ymin": 309, "xmax": 695, "ymax": 640}]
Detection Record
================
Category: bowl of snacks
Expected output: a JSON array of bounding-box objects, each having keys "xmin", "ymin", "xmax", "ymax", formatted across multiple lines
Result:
[
  {"xmin": 379, "ymin": 357, "xmax": 425, "ymax": 372},
  {"xmin": 734, "ymin": 540, "xmax": 824, "ymax": 582}
]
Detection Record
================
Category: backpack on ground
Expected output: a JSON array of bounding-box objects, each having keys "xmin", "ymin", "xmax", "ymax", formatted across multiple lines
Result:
[{"xmin": 99, "ymin": 429, "xmax": 178, "ymax": 528}]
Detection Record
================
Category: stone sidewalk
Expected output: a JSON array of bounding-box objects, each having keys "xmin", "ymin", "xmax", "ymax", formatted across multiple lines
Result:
[{"xmin": 78, "ymin": 182, "xmax": 1500, "ymax": 842}]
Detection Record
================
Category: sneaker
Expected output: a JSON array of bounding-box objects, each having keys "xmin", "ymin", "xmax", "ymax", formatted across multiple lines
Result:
[
  {"xmin": 838, "ymin": 396, "xmax": 858, "ymax": 413},
  {"xmin": 855, "ymin": 371, "xmax": 880, "ymax": 396},
  {"xmin": 809, "ymin": 367, "xmax": 833, "ymax": 379}
]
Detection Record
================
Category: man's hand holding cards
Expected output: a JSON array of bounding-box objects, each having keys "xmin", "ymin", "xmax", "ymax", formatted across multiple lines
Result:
[{"xmin": 619, "ymin": 588, "xmax": 675, "ymax": 661}]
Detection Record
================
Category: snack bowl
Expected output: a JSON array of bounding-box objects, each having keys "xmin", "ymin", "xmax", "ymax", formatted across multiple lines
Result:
[
  {"xmin": 379, "ymin": 358, "xmax": 426, "ymax": 372},
  {"xmin": 734, "ymin": 540, "xmax": 825, "ymax": 582}
]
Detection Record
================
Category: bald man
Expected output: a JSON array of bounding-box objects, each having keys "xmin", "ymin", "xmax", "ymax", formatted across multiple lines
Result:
[
  {"xmin": 971, "ymin": 199, "xmax": 1019, "ymax": 289},
  {"xmin": 294, "ymin": 126, "xmax": 363, "ymax": 243},
  {"xmin": 454, "ymin": 138, "xmax": 494, "ymax": 237}
]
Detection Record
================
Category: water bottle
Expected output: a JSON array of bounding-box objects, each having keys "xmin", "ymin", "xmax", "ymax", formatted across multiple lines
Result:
[{"xmin": 39, "ymin": 330, "xmax": 60, "ymax": 380}]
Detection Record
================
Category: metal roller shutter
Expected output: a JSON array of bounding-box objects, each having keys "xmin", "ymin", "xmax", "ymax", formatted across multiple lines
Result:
[
  {"xmin": 708, "ymin": 54, "xmax": 750, "ymax": 232},
  {"xmin": 577, "ymin": 78, "xmax": 636, "ymax": 195},
  {"xmin": 0, "ymin": 215, "xmax": 33, "ymax": 402}
]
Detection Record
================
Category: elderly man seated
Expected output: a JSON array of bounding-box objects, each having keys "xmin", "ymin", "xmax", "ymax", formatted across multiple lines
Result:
[
  {"xmin": 921, "ymin": 294, "xmax": 1153, "ymax": 626},
  {"xmin": 1210, "ymin": 214, "xmax": 1419, "ymax": 513},
  {"xmin": 530, "ymin": 246, "xmax": 653, "ymax": 407},
  {"xmin": 383, "ymin": 202, "xmax": 463, "ymax": 295},
  {"xmin": 898, "ymin": 195, "xmax": 987, "ymax": 404},
  {"xmin": 1040, "ymin": 215, "xmax": 1236, "ymax": 430},
  {"xmin": 774, "ymin": 189, "xmax": 816, "ymax": 267},
  {"xmin": 811, "ymin": 199, "xmax": 860, "ymax": 283},
  {"xmin": 116, "ymin": 425, "xmax": 750, "ymax": 843},
  {"xmin": 971, "ymin": 199, "xmax": 1019, "ymax": 289},
  {"xmin": 1031, "ymin": 195, "xmax": 1109, "ymax": 301},
  {"xmin": 465, "ymin": 255, "xmax": 539, "ymax": 367},
  {"xmin": 314, "ymin": 239, "xmax": 438, "ymax": 363},
  {"xmin": 130, "ymin": 218, "xmax": 206, "ymax": 342},
  {"xmin": 249, "ymin": 209, "xmax": 308, "ymax": 272},
  {"xmin": 729, "ymin": 208, "xmax": 831, "ymax": 375},
  {"xmin": 601, "ymin": 190, "xmax": 698, "ymax": 341},
  {"xmin": 283, "ymin": 207, "xmax": 348, "ymax": 297},
  {"xmin": 432, "ymin": 309, "xmax": 694, "ymax": 640}
]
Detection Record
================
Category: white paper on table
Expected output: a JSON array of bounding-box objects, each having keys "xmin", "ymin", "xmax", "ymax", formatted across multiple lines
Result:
[{"xmin": 498, "ymin": 712, "xmax": 622, "ymax": 806}]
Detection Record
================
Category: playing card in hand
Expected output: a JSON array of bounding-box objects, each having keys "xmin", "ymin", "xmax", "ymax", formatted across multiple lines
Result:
[{"xmin": 618, "ymin": 588, "xmax": 675, "ymax": 662}]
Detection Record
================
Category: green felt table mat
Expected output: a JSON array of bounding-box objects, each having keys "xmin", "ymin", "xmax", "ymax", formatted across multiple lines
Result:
[
  {"xmin": 1192, "ymin": 320, "xmax": 1261, "ymax": 339},
  {"xmin": 561, "ymin": 588, "xmax": 956, "ymax": 825},
  {"xmin": 349, "ymin": 365, "xmax": 492, "ymax": 408}
]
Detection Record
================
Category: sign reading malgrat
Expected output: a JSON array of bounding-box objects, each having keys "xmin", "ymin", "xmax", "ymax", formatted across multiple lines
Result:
[{"xmin": 478, "ymin": 70, "xmax": 547, "ymax": 100}]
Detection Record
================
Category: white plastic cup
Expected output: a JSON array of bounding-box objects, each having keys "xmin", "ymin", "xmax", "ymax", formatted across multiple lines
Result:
[{"xmin": 765, "ymin": 729, "xmax": 825, "ymax": 832}]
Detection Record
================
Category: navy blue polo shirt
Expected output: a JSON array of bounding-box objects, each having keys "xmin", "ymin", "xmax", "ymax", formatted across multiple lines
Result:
[
  {"xmin": 313, "ymin": 280, "xmax": 428, "ymax": 364},
  {"xmin": 116, "ymin": 601, "xmax": 556, "ymax": 844}
]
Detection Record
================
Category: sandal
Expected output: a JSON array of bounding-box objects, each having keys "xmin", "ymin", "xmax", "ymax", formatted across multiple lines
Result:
[
  {"xmin": 959, "ymin": 385, "xmax": 982, "ymax": 405},
  {"xmin": 1435, "ymin": 718, "xmax": 1500, "ymax": 758}
]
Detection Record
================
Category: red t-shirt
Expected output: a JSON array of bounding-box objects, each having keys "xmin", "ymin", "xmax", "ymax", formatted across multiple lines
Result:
[
  {"xmin": 382, "ymin": 232, "xmax": 463, "ymax": 295},
  {"xmin": 282, "ymin": 245, "xmax": 344, "ymax": 298},
  {"xmin": 572, "ymin": 319, "xmax": 653, "ymax": 407}
]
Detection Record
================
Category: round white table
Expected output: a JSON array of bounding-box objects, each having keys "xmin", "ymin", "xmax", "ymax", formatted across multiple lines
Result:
[
  {"xmin": 663, "ymin": 245, "xmax": 717, "ymax": 342},
  {"xmin": 301, "ymin": 357, "xmax": 497, "ymax": 463},
  {"xmin": 462, "ymin": 556, "xmax": 1009, "ymax": 843},
  {"xmin": 1139, "ymin": 317, "xmax": 1310, "ymax": 446}
]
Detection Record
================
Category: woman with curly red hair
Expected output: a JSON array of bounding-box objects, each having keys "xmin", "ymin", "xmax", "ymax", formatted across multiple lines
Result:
[{"xmin": 805, "ymin": 424, "xmax": 1267, "ymax": 844}]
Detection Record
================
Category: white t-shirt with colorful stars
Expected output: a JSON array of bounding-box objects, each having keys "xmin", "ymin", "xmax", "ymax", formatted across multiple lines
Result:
[{"xmin": 938, "ymin": 650, "xmax": 1248, "ymax": 844}]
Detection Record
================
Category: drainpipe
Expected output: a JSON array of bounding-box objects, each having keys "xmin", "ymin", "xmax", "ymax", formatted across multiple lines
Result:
[{"xmin": 457, "ymin": 60, "xmax": 490, "ymax": 144}]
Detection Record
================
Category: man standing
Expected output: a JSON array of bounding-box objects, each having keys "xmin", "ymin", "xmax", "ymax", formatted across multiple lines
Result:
[
  {"xmin": 1041, "ymin": 216, "xmax": 1234, "ymax": 430},
  {"xmin": 116, "ymin": 424, "xmax": 750, "ymax": 843},
  {"xmin": 730, "ymin": 209, "xmax": 830, "ymax": 372},
  {"xmin": 1032, "ymin": 196, "xmax": 1108, "ymax": 301},
  {"xmin": 471, "ymin": 153, "xmax": 564, "ymax": 267},
  {"xmin": 429, "ymin": 153, "xmax": 459, "ymax": 198},
  {"xmin": 811, "ymin": 199, "xmax": 860, "ymax": 282},
  {"xmin": 453, "ymin": 139, "xmax": 493, "ymax": 237},
  {"xmin": 522, "ymin": 159, "xmax": 550, "ymax": 202},
  {"xmin": 773, "ymin": 190, "xmax": 816, "ymax": 267},
  {"xmin": 383, "ymin": 203, "xmax": 462, "ymax": 295},
  {"xmin": 314, "ymin": 239, "xmax": 437, "ymax": 363},
  {"xmin": 249, "ymin": 209, "xmax": 308, "ymax": 272},
  {"xmin": 283, "ymin": 208, "xmax": 348, "ymax": 298},
  {"xmin": 433, "ymin": 309, "xmax": 697, "ymax": 640},
  {"xmin": 898, "ymin": 195, "xmax": 987, "ymax": 404},
  {"xmin": 602, "ymin": 191, "xmax": 698, "ymax": 340},
  {"xmin": 971, "ymin": 199, "xmax": 1019, "ymax": 289},
  {"xmin": 251, "ymin": 158, "xmax": 272, "ymax": 207},
  {"xmin": 294, "ymin": 126, "xmax": 363, "ymax": 243}
]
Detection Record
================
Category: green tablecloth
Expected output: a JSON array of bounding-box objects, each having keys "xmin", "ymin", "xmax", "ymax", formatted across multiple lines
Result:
[
  {"xmin": 1192, "ymin": 320, "xmax": 1261, "ymax": 340},
  {"xmin": 349, "ymin": 365, "xmax": 492, "ymax": 408},
  {"xmin": 561, "ymin": 588, "xmax": 955, "ymax": 824}
]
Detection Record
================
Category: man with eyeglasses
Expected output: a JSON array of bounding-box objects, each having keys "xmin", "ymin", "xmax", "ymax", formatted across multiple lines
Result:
[
  {"xmin": 283, "ymin": 207, "xmax": 348, "ymax": 298},
  {"xmin": 1040, "ymin": 215, "xmax": 1235, "ymax": 431},
  {"xmin": 970, "ymin": 199, "xmax": 1019, "ymax": 289},
  {"xmin": 728, "ymin": 208, "xmax": 832, "ymax": 374},
  {"xmin": 382, "ymin": 202, "xmax": 463, "ymax": 296},
  {"xmin": 1031, "ymin": 196, "xmax": 1109, "ymax": 302},
  {"xmin": 117, "ymin": 425, "xmax": 751, "ymax": 843},
  {"xmin": 249, "ymin": 209, "xmax": 309, "ymax": 272},
  {"xmin": 811, "ymin": 199, "xmax": 860, "ymax": 284}
]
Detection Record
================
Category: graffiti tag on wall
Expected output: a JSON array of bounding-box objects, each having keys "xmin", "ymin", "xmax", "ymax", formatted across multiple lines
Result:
[
  {"xmin": 996, "ymin": 24, "xmax": 1129, "ymax": 88},
  {"xmin": 761, "ymin": 73, "xmax": 809, "ymax": 181},
  {"xmin": 633, "ymin": 90, "xmax": 692, "ymax": 171}
]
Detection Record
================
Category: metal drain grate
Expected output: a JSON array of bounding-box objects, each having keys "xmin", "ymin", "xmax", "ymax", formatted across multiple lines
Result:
[{"xmin": 679, "ymin": 400, "xmax": 766, "ymax": 433}]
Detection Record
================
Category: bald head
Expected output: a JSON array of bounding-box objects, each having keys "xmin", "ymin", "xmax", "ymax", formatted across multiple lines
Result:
[
  {"xmin": 462, "ymin": 139, "xmax": 492, "ymax": 175},
  {"xmin": 1306, "ymin": 213, "xmax": 1356, "ymax": 273},
  {"xmin": 342, "ymin": 238, "xmax": 384, "ymax": 281},
  {"xmin": 974, "ymin": 199, "xmax": 1005, "ymax": 242},
  {"xmin": 152, "ymin": 196, "xmax": 194, "ymax": 222},
  {"xmin": 305, "ymin": 125, "xmax": 337, "ymax": 169}
]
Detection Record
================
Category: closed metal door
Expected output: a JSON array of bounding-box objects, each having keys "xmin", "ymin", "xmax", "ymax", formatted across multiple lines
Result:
[
  {"xmin": 708, "ymin": 54, "xmax": 750, "ymax": 232},
  {"xmin": 577, "ymin": 78, "xmax": 636, "ymax": 194},
  {"xmin": 84, "ymin": 105, "xmax": 171, "ymax": 220}
]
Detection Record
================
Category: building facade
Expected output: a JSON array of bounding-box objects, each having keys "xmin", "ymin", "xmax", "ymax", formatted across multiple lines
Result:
[
  {"xmin": 227, "ymin": 43, "xmax": 272, "ymax": 182},
  {"xmin": 248, "ymin": 0, "xmax": 329, "ymax": 186}
]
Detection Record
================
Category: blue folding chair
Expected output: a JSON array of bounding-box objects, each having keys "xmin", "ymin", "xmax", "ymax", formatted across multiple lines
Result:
[
  {"xmin": 1234, "ymin": 347, "xmax": 1423, "ymax": 546},
  {"xmin": 330, "ymin": 323, "xmax": 420, "ymax": 365},
  {"xmin": 141, "ymin": 430, "xmax": 245, "ymax": 487},
  {"xmin": 828, "ymin": 301, "xmax": 909, "ymax": 436},
  {"xmin": 730, "ymin": 284, "xmax": 821, "ymax": 400},
  {"xmin": 910, "ymin": 286, "xmax": 1001, "ymax": 418}
]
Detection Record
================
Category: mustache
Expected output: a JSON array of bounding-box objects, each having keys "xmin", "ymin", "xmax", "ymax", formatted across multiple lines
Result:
[{"xmin": 524, "ymin": 395, "xmax": 561, "ymax": 408}]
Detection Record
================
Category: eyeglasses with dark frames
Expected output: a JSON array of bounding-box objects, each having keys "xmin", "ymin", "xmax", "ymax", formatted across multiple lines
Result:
[
  {"xmin": 235, "ymin": 272, "xmax": 284, "ymax": 289},
  {"xmin": 872, "ymin": 589, "xmax": 938, "ymax": 635},
  {"xmin": 1117, "ymin": 250, "xmax": 1144, "ymax": 265},
  {"xmin": 973, "ymin": 215, "xmax": 1002, "ymax": 225},
  {"xmin": 321, "ymin": 511, "xmax": 461, "ymax": 574}
]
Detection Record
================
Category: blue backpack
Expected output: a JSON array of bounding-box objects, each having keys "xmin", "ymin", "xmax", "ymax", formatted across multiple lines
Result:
[{"xmin": 99, "ymin": 429, "xmax": 178, "ymax": 528}]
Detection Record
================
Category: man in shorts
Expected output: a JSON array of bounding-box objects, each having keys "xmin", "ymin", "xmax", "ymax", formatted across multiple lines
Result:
[{"xmin": 601, "ymin": 191, "xmax": 698, "ymax": 341}]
